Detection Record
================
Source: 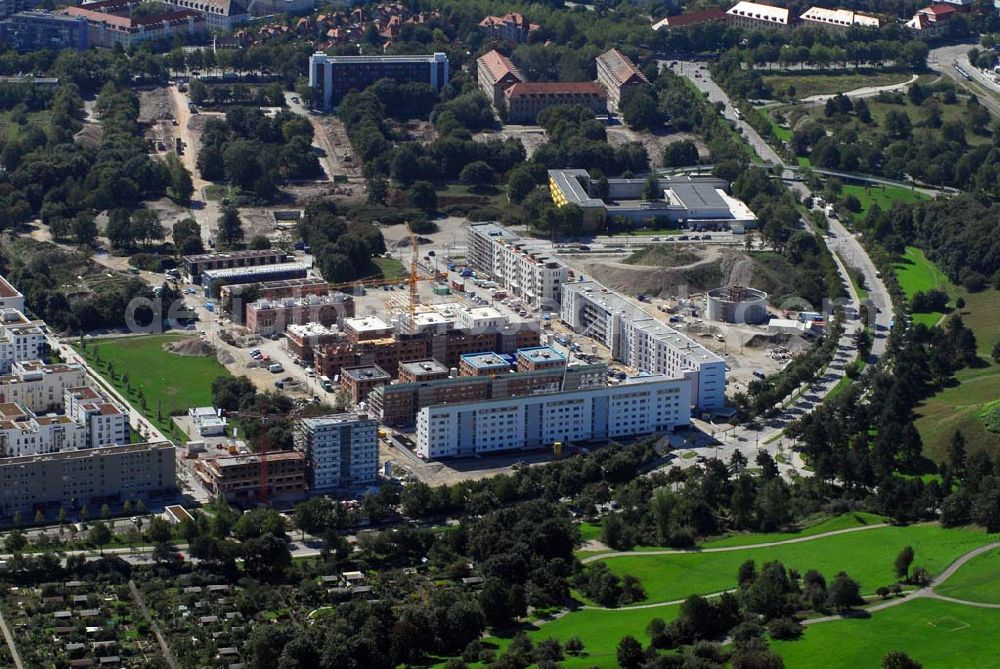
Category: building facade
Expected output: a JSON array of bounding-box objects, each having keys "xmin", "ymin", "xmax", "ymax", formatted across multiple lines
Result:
[
  {"xmin": 0, "ymin": 441, "xmax": 176, "ymax": 516},
  {"xmin": 201, "ymin": 263, "xmax": 309, "ymax": 296},
  {"xmin": 0, "ymin": 360, "xmax": 87, "ymax": 413},
  {"xmin": 194, "ymin": 451, "xmax": 307, "ymax": 505},
  {"xmin": 296, "ymin": 413, "xmax": 378, "ymax": 492},
  {"xmin": 478, "ymin": 12, "xmax": 536, "ymax": 44},
  {"xmin": 477, "ymin": 49, "xmax": 524, "ymax": 108},
  {"xmin": 595, "ymin": 48, "xmax": 649, "ymax": 111},
  {"xmin": 183, "ymin": 249, "xmax": 289, "ymax": 283},
  {"xmin": 245, "ymin": 293, "xmax": 354, "ymax": 336},
  {"xmin": 467, "ymin": 222, "xmax": 569, "ymax": 308},
  {"xmin": 308, "ymin": 51, "xmax": 450, "ymax": 111},
  {"xmin": 799, "ymin": 7, "xmax": 878, "ymax": 31},
  {"xmin": 416, "ymin": 375, "xmax": 690, "ymax": 459},
  {"xmin": 503, "ymin": 82, "xmax": 607, "ymax": 123},
  {"xmin": 64, "ymin": 385, "xmax": 130, "ymax": 449},
  {"xmin": 63, "ymin": 4, "xmax": 205, "ymax": 48},
  {"xmin": 0, "ymin": 10, "xmax": 89, "ymax": 51},
  {"xmin": 0, "ymin": 308, "xmax": 46, "ymax": 373},
  {"xmin": 561, "ymin": 281, "xmax": 727, "ymax": 410},
  {"xmin": 161, "ymin": 0, "xmax": 247, "ymax": 32}
]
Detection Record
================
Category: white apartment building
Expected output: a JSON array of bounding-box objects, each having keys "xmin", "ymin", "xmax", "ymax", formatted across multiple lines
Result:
[
  {"xmin": 726, "ymin": 1, "xmax": 790, "ymax": 31},
  {"xmin": 561, "ymin": 281, "xmax": 726, "ymax": 410},
  {"xmin": 467, "ymin": 223, "xmax": 569, "ymax": 308},
  {"xmin": 0, "ymin": 360, "xmax": 87, "ymax": 413},
  {"xmin": 64, "ymin": 385, "xmax": 130, "ymax": 449},
  {"xmin": 799, "ymin": 7, "xmax": 878, "ymax": 30},
  {"xmin": 296, "ymin": 412, "xmax": 378, "ymax": 491},
  {"xmin": 0, "ymin": 403, "xmax": 86, "ymax": 458},
  {"xmin": 457, "ymin": 305, "xmax": 508, "ymax": 331},
  {"xmin": 0, "ymin": 308, "xmax": 46, "ymax": 373},
  {"xmin": 416, "ymin": 375, "xmax": 691, "ymax": 459},
  {"xmin": 0, "ymin": 276, "xmax": 24, "ymax": 311}
]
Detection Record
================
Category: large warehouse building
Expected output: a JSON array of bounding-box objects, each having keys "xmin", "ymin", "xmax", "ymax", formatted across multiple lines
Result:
[{"xmin": 548, "ymin": 170, "xmax": 756, "ymax": 230}]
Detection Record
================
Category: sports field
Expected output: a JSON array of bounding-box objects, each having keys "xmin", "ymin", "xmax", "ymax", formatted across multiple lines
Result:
[
  {"xmin": 773, "ymin": 598, "xmax": 1000, "ymax": 668},
  {"xmin": 75, "ymin": 334, "xmax": 230, "ymax": 436},
  {"xmin": 893, "ymin": 246, "xmax": 953, "ymax": 327},
  {"xmin": 597, "ymin": 524, "xmax": 999, "ymax": 605}
]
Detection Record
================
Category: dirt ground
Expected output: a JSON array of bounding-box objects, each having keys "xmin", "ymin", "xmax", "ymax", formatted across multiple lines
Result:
[
  {"xmin": 313, "ymin": 116, "xmax": 362, "ymax": 179},
  {"xmin": 475, "ymin": 124, "xmax": 548, "ymax": 158},
  {"xmin": 606, "ymin": 126, "xmax": 710, "ymax": 167},
  {"xmin": 138, "ymin": 87, "xmax": 175, "ymax": 123},
  {"xmin": 387, "ymin": 119, "xmax": 437, "ymax": 144}
]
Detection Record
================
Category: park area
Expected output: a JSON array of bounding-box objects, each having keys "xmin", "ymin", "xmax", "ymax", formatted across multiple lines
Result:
[
  {"xmin": 761, "ymin": 70, "xmax": 917, "ymax": 102},
  {"xmin": 74, "ymin": 333, "xmax": 230, "ymax": 440},
  {"xmin": 840, "ymin": 184, "xmax": 929, "ymax": 222},
  {"xmin": 446, "ymin": 516, "xmax": 1000, "ymax": 669},
  {"xmin": 893, "ymin": 246, "xmax": 953, "ymax": 327}
]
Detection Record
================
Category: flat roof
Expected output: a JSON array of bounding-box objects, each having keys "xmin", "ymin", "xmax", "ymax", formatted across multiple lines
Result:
[
  {"xmin": 399, "ymin": 359, "xmax": 449, "ymax": 376},
  {"xmin": 184, "ymin": 249, "xmax": 287, "ymax": 263},
  {"xmin": 461, "ymin": 352, "xmax": 512, "ymax": 370},
  {"xmin": 342, "ymin": 365, "xmax": 391, "ymax": 382},
  {"xmin": 343, "ymin": 316, "xmax": 390, "ymax": 332},
  {"xmin": 300, "ymin": 412, "xmax": 376, "ymax": 428},
  {"xmin": 462, "ymin": 305, "xmax": 505, "ymax": 320},
  {"xmin": 469, "ymin": 222, "xmax": 519, "ymax": 241},
  {"xmin": 201, "ymin": 263, "xmax": 308, "ymax": 281},
  {"xmin": 517, "ymin": 346, "xmax": 566, "ymax": 364},
  {"xmin": 667, "ymin": 183, "xmax": 728, "ymax": 209},
  {"xmin": 312, "ymin": 51, "xmax": 447, "ymax": 63}
]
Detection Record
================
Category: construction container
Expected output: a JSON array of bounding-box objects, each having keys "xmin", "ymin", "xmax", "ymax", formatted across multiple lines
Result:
[{"xmin": 433, "ymin": 285, "xmax": 451, "ymax": 296}]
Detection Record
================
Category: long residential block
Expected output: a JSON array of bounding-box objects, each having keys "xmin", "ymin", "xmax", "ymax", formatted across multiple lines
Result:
[
  {"xmin": 561, "ymin": 281, "xmax": 726, "ymax": 410},
  {"xmin": 0, "ymin": 441, "xmax": 176, "ymax": 516},
  {"xmin": 467, "ymin": 222, "xmax": 568, "ymax": 308},
  {"xmin": 416, "ymin": 375, "xmax": 691, "ymax": 459}
]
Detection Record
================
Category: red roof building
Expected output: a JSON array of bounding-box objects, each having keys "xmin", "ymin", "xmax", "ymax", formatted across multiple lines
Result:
[
  {"xmin": 652, "ymin": 8, "xmax": 727, "ymax": 31},
  {"xmin": 503, "ymin": 82, "xmax": 607, "ymax": 123},
  {"xmin": 477, "ymin": 49, "xmax": 525, "ymax": 107}
]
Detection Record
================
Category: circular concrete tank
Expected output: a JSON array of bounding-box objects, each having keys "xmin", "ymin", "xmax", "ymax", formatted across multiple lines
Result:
[{"xmin": 706, "ymin": 286, "xmax": 768, "ymax": 324}]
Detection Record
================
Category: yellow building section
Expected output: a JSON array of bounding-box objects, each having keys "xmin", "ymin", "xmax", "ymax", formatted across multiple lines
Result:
[{"xmin": 549, "ymin": 176, "xmax": 570, "ymax": 207}]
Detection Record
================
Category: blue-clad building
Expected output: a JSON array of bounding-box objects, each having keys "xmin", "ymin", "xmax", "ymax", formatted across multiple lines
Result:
[{"xmin": 0, "ymin": 10, "xmax": 89, "ymax": 51}]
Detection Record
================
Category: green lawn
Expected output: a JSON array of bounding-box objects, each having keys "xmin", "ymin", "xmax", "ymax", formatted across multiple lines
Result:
[
  {"xmin": 579, "ymin": 522, "xmax": 602, "ymax": 543},
  {"xmin": 598, "ymin": 524, "xmax": 999, "ymax": 605},
  {"xmin": 0, "ymin": 109, "xmax": 51, "ymax": 140},
  {"xmin": 75, "ymin": 334, "xmax": 231, "ymax": 439},
  {"xmin": 935, "ymin": 548, "xmax": 1000, "ymax": 604},
  {"xmin": 841, "ymin": 184, "xmax": 929, "ymax": 222},
  {"xmin": 773, "ymin": 598, "xmax": 1000, "ymax": 668},
  {"xmin": 893, "ymin": 246, "xmax": 954, "ymax": 327},
  {"xmin": 372, "ymin": 256, "xmax": 406, "ymax": 280},
  {"xmin": 762, "ymin": 71, "xmax": 915, "ymax": 101},
  {"xmin": 697, "ymin": 512, "xmax": 885, "ymax": 549},
  {"xmin": 915, "ymin": 288, "xmax": 1000, "ymax": 462}
]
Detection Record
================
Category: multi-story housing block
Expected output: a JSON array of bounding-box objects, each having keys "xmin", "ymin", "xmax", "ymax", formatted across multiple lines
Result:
[
  {"xmin": 595, "ymin": 48, "xmax": 649, "ymax": 112},
  {"xmin": 561, "ymin": 281, "xmax": 726, "ymax": 410},
  {"xmin": 308, "ymin": 51, "xmax": 449, "ymax": 111},
  {"xmin": 467, "ymin": 223, "xmax": 568, "ymax": 308},
  {"xmin": 416, "ymin": 375, "xmax": 690, "ymax": 459},
  {"xmin": 296, "ymin": 413, "xmax": 378, "ymax": 491}
]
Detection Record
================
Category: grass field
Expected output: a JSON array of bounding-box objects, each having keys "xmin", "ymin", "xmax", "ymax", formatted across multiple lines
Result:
[
  {"xmin": 840, "ymin": 184, "xmax": 929, "ymax": 222},
  {"xmin": 893, "ymin": 246, "xmax": 953, "ymax": 327},
  {"xmin": 915, "ymin": 288, "xmax": 1000, "ymax": 462},
  {"xmin": 773, "ymin": 598, "xmax": 1000, "ymax": 668},
  {"xmin": 75, "ymin": 334, "xmax": 230, "ymax": 438},
  {"xmin": 0, "ymin": 109, "xmax": 51, "ymax": 140},
  {"xmin": 598, "ymin": 524, "xmax": 999, "ymax": 605},
  {"xmin": 762, "ymin": 71, "xmax": 915, "ymax": 101},
  {"xmin": 935, "ymin": 547, "xmax": 1000, "ymax": 604},
  {"xmin": 372, "ymin": 256, "xmax": 406, "ymax": 279}
]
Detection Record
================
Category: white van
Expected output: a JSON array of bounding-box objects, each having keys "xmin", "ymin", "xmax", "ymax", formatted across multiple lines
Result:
[{"xmin": 268, "ymin": 363, "xmax": 284, "ymax": 374}]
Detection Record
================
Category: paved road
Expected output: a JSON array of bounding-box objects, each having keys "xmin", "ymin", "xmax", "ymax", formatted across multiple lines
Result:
[
  {"xmin": 0, "ymin": 607, "xmax": 23, "ymax": 669},
  {"xmin": 168, "ymin": 84, "xmax": 221, "ymax": 248},
  {"xmin": 928, "ymin": 42, "xmax": 1000, "ymax": 119},
  {"xmin": 661, "ymin": 60, "xmax": 783, "ymax": 165},
  {"xmin": 581, "ymin": 522, "xmax": 889, "ymax": 565},
  {"xmin": 798, "ymin": 73, "xmax": 919, "ymax": 103}
]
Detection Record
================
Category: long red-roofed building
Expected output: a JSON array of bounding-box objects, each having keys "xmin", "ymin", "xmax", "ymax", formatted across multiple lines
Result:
[
  {"xmin": 503, "ymin": 81, "xmax": 607, "ymax": 123},
  {"xmin": 477, "ymin": 49, "xmax": 525, "ymax": 107}
]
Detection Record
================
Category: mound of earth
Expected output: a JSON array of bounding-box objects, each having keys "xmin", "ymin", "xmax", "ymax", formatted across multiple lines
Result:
[
  {"xmin": 582, "ymin": 246, "xmax": 745, "ymax": 297},
  {"xmin": 744, "ymin": 332, "xmax": 812, "ymax": 352},
  {"xmin": 164, "ymin": 338, "xmax": 215, "ymax": 357},
  {"xmin": 217, "ymin": 350, "xmax": 235, "ymax": 365}
]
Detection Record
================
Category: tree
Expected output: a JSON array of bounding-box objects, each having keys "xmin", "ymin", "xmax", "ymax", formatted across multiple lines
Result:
[
  {"xmin": 507, "ymin": 167, "xmax": 536, "ymax": 204},
  {"xmin": 827, "ymin": 572, "xmax": 863, "ymax": 610},
  {"xmin": 883, "ymin": 651, "xmax": 923, "ymax": 669},
  {"xmin": 217, "ymin": 206, "xmax": 244, "ymax": 248},
  {"xmin": 992, "ymin": 341, "xmax": 1000, "ymax": 366},
  {"xmin": 3, "ymin": 529, "xmax": 27, "ymax": 553},
  {"xmin": 165, "ymin": 153, "xmax": 193, "ymax": 204},
  {"xmin": 894, "ymin": 546, "xmax": 915, "ymax": 580},
  {"xmin": 565, "ymin": 637, "xmax": 585, "ymax": 656},
  {"xmin": 948, "ymin": 431, "xmax": 967, "ymax": 477},
  {"xmin": 621, "ymin": 89, "xmax": 660, "ymax": 131},
  {"xmin": 100, "ymin": 503, "xmax": 111, "ymax": 520},
  {"xmin": 34, "ymin": 509, "xmax": 44, "ymax": 525},
  {"xmin": 616, "ymin": 635, "xmax": 644, "ymax": 669},
  {"xmin": 248, "ymin": 235, "xmax": 271, "ymax": 250},
  {"xmin": 146, "ymin": 516, "xmax": 172, "ymax": 544},
  {"xmin": 662, "ymin": 140, "xmax": 699, "ymax": 167},
  {"xmin": 173, "ymin": 218, "xmax": 203, "ymax": 255},
  {"xmin": 89, "ymin": 522, "xmax": 113, "ymax": 555},
  {"xmin": 459, "ymin": 161, "xmax": 496, "ymax": 186},
  {"xmin": 641, "ymin": 175, "xmax": 661, "ymax": 201},
  {"xmin": 408, "ymin": 181, "xmax": 437, "ymax": 212},
  {"xmin": 73, "ymin": 214, "xmax": 99, "ymax": 246}
]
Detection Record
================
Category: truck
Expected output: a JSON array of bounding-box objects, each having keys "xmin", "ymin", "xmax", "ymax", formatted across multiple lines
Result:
[{"xmin": 321, "ymin": 375, "xmax": 333, "ymax": 391}]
